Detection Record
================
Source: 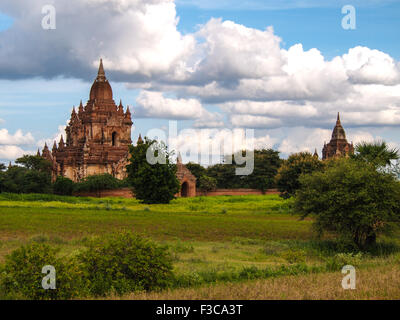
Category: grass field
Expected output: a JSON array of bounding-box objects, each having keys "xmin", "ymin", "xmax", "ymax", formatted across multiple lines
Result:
[{"xmin": 0, "ymin": 193, "xmax": 399, "ymax": 299}]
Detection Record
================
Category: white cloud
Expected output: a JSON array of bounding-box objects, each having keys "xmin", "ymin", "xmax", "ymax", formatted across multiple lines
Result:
[
  {"xmin": 0, "ymin": 145, "xmax": 30, "ymax": 160},
  {"xmin": 134, "ymin": 90, "xmax": 224, "ymax": 127},
  {"xmin": 0, "ymin": 129, "xmax": 35, "ymax": 145},
  {"xmin": 342, "ymin": 46, "xmax": 400, "ymax": 85}
]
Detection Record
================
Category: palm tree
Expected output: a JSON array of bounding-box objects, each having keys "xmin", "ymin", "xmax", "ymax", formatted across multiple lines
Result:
[{"xmin": 353, "ymin": 141, "xmax": 399, "ymax": 167}]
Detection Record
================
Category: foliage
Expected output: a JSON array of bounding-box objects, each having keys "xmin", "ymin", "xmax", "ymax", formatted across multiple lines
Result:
[
  {"xmin": 78, "ymin": 231, "xmax": 174, "ymax": 296},
  {"xmin": 198, "ymin": 175, "xmax": 217, "ymax": 192},
  {"xmin": 0, "ymin": 165, "xmax": 52, "ymax": 194},
  {"xmin": 352, "ymin": 140, "xmax": 399, "ymax": 168},
  {"xmin": 206, "ymin": 149, "xmax": 282, "ymax": 190},
  {"xmin": 294, "ymin": 158, "xmax": 400, "ymax": 249},
  {"xmin": 0, "ymin": 155, "xmax": 52, "ymax": 194},
  {"xmin": 53, "ymin": 176, "xmax": 74, "ymax": 196},
  {"xmin": 1, "ymin": 243, "xmax": 85, "ymax": 299},
  {"xmin": 15, "ymin": 155, "xmax": 52, "ymax": 173},
  {"xmin": 126, "ymin": 137, "xmax": 180, "ymax": 204},
  {"xmin": 275, "ymin": 152, "xmax": 325, "ymax": 198},
  {"xmin": 185, "ymin": 163, "xmax": 207, "ymax": 188},
  {"xmin": 73, "ymin": 174, "xmax": 124, "ymax": 193},
  {"xmin": 243, "ymin": 149, "xmax": 282, "ymax": 191}
]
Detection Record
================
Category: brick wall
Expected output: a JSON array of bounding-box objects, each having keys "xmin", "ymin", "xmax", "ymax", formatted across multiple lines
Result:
[
  {"xmin": 196, "ymin": 189, "xmax": 280, "ymax": 196},
  {"xmin": 74, "ymin": 188, "xmax": 280, "ymax": 198}
]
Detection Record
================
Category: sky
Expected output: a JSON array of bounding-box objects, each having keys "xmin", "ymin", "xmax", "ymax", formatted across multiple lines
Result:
[{"xmin": 0, "ymin": 0, "xmax": 399, "ymax": 164}]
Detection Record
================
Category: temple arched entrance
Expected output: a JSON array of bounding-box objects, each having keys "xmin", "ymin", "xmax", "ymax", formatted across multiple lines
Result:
[{"xmin": 181, "ymin": 182, "xmax": 189, "ymax": 197}]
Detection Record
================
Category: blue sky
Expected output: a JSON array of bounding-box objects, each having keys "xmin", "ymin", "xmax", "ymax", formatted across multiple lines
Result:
[{"xmin": 0, "ymin": 0, "xmax": 399, "ymax": 163}]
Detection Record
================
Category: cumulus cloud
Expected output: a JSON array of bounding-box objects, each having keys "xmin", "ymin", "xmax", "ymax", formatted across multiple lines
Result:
[
  {"xmin": 0, "ymin": 0, "xmax": 195, "ymax": 80},
  {"xmin": 134, "ymin": 90, "xmax": 224, "ymax": 127},
  {"xmin": 0, "ymin": 129, "xmax": 35, "ymax": 145},
  {"xmin": 1, "ymin": 0, "xmax": 400, "ymax": 161},
  {"xmin": 0, "ymin": 145, "xmax": 31, "ymax": 160},
  {"xmin": 343, "ymin": 46, "xmax": 400, "ymax": 85}
]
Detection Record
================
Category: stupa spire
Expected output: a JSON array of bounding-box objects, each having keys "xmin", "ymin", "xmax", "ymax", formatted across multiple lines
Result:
[{"xmin": 97, "ymin": 58, "xmax": 106, "ymax": 81}]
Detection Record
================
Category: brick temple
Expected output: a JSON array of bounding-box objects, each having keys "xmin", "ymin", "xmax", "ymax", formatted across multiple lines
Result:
[
  {"xmin": 40, "ymin": 60, "xmax": 196, "ymax": 196},
  {"xmin": 322, "ymin": 113, "xmax": 354, "ymax": 160}
]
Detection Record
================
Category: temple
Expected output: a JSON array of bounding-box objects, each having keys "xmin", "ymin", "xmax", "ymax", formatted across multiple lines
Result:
[
  {"xmin": 41, "ymin": 59, "xmax": 132, "ymax": 182},
  {"xmin": 322, "ymin": 113, "xmax": 354, "ymax": 160},
  {"xmin": 41, "ymin": 59, "xmax": 197, "ymax": 197}
]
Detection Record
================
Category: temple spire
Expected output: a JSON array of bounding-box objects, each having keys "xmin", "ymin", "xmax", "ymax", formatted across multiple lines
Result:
[
  {"xmin": 336, "ymin": 112, "xmax": 341, "ymax": 125},
  {"xmin": 177, "ymin": 152, "xmax": 183, "ymax": 164},
  {"xmin": 137, "ymin": 133, "xmax": 143, "ymax": 145},
  {"xmin": 96, "ymin": 59, "xmax": 106, "ymax": 81}
]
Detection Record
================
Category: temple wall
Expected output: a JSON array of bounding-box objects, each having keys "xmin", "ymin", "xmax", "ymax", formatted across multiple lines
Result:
[{"xmin": 73, "ymin": 188, "xmax": 280, "ymax": 198}]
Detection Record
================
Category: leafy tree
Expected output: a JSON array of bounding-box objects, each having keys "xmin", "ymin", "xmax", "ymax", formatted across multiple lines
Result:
[
  {"xmin": 126, "ymin": 137, "xmax": 180, "ymax": 204},
  {"xmin": 185, "ymin": 162, "xmax": 207, "ymax": 188},
  {"xmin": 15, "ymin": 155, "xmax": 52, "ymax": 173},
  {"xmin": 206, "ymin": 163, "xmax": 240, "ymax": 189},
  {"xmin": 352, "ymin": 140, "xmax": 399, "ymax": 168},
  {"xmin": 78, "ymin": 231, "xmax": 173, "ymax": 296},
  {"xmin": 294, "ymin": 158, "xmax": 400, "ymax": 249},
  {"xmin": 243, "ymin": 149, "xmax": 282, "ymax": 191},
  {"xmin": 74, "ymin": 173, "xmax": 121, "ymax": 196},
  {"xmin": 275, "ymin": 152, "xmax": 325, "ymax": 198},
  {"xmin": 53, "ymin": 176, "xmax": 75, "ymax": 196},
  {"xmin": 2, "ymin": 243, "xmax": 86, "ymax": 299},
  {"xmin": 198, "ymin": 175, "xmax": 217, "ymax": 192},
  {"xmin": 206, "ymin": 149, "xmax": 281, "ymax": 190},
  {"xmin": 1, "ymin": 166, "xmax": 52, "ymax": 194},
  {"xmin": 0, "ymin": 163, "xmax": 6, "ymax": 171}
]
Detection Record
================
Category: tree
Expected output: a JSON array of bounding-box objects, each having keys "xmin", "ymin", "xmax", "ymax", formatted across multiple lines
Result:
[
  {"xmin": 352, "ymin": 140, "xmax": 399, "ymax": 168},
  {"xmin": 294, "ymin": 158, "xmax": 400, "ymax": 249},
  {"xmin": 243, "ymin": 149, "xmax": 282, "ymax": 191},
  {"xmin": 126, "ymin": 137, "xmax": 180, "ymax": 204},
  {"xmin": 198, "ymin": 175, "xmax": 217, "ymax": 192},
  {"xmin": 206, "ymin": 163, "xmax": 240, "ymax": 189},
  {"xmin": 275, "ymin": 152, "xmax": 325, "ymax": 198},
  {"xmin": 0, "ymin": 163, "xmax": 6, "ymax": 171},
  {"xmin": 1, "ymin": 165, "xmax": 52, "ymax": 194},
  {"xmin": 15, "ymin": 155, "xmax": 52, "ymax": 173},
  {"xmin": 74, "ymin": 173, "xmax": 121, "ymax": 196},
  {"xmin": 53, "ymin": 176, "xmax": 75, "ymax": 196},
  {"xmin": 185, "ymin": 162, "xmax": 207, "ymax": 188}
]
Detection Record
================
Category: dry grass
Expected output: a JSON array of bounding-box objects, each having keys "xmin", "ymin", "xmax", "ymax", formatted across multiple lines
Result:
[{"xmin": 122, "ymin": 264, "xmax": 400, "ymax": 300}]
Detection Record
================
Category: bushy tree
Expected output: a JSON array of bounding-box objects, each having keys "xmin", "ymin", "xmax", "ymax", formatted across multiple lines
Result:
[
  {"xmin": 198, "ymin": 175, "xmax": 217, "ymax": 192},
  {"xmin": 1, "ymin": 243, "xmax": 85, "ymax": 299},
  {"xmin": 294, "ymin": 158, "xmax": 400, "ymax": 249},
  {"xmin": 53, "ymin": 176, "xmax": 74, "ymax": 196},
  {"xmin": 205, "ymin": 149, "xmax": 281, "ymax": 190},
  {"xmin": 15, "ymin": 155, "xmax": 52, "ymax": 173},
  {"xmin": 78, "ymin": 232, "xmax": 174, "ymax": 296},
  {"xmin": 74, "ymin": 173, "xmax": 120, "ymax": 195},
  {"xmin": 275, "ymin": 152, "xmax": 324, "ymax": 198},
  {"xmin": 185, "ymin": 162, "xmax": 207, "ymax": 188},
  {"xmin": 126, "ymin": 137, "xmax": 180, "ymax": 204},
  {"xmin": 243, "ymin": 149, "xmax": 282, "ymax": 191},
  {"xmin": 0, "ymin": 156, "xmax": 52, "ymax": 194},
  {"xmin": 1, "ymin": 166, "xmax": 52, "ymax": 194}
]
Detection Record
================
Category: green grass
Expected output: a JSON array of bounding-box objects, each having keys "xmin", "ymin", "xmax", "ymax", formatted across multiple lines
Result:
[{"xmin": 0, "ymin": 193, "xmax": 399, "ymax": 298}]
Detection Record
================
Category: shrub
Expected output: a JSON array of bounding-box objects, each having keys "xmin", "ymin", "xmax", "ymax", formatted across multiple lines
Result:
[
  {"xmin": 198, "ymin": 175, "xmax": 217, "ymax": 192},
  {"xmin": 78, "ymin": 231, "xmax": 174, "ymax": 296},
  {"xmin": 1, "ymin": 243, "xmax": 85, "ymax": 300},
  {"xmin": 275, "ymin": 152, "xmax": 324, "ymax": 198},
  {"xmin": 74, "ymin": 174, "xmax": 121, "ymax": 194},
  {"xmin": 295, "ymin": 158, "xmax": 400, "ymax": 249},
  {"xmin": 53, "ymin": 176, "xmax": 74, "ymax": 196},
  {"xmin": 325, "ymin": 252, "xmax": 363, "ymax": 271}
]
